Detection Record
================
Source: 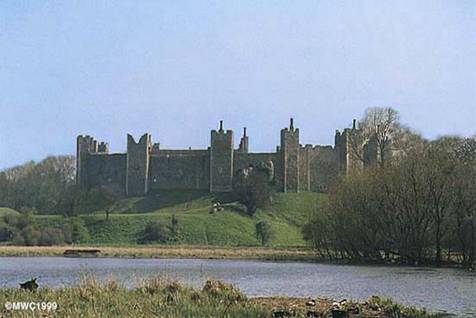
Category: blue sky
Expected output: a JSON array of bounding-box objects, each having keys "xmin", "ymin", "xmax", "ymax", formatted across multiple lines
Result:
[{"xmin": 0, "ymin": 1, "xmax": 474, "ymax": 169}]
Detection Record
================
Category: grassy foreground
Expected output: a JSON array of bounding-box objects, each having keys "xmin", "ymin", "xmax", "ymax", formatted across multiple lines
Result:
[
  {"xmin": 0, "ymin": 278, "xmax": 440, "ymax": 318},
  {"xmin": 0, "ymin": 245, "xmax": 317, "ymax": 261}
]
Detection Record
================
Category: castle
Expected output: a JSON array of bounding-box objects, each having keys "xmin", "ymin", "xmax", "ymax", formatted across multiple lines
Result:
[{"xmin": 76, "ymin": 118, "xmax": 378, "ymax": 196}]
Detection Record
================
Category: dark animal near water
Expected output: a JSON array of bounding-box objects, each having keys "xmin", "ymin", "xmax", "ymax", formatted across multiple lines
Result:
[{"xmin": 20, "ymin": 278, "xmax": 38, "ymax": 291}]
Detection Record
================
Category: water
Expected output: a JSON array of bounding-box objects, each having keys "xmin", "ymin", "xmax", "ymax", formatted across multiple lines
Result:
[{"xmin": 0, "ymin": 257, "xmax": 474, "ymax": 317}]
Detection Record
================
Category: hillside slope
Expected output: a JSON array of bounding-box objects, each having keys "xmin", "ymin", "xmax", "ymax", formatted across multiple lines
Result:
[
  {"xmin": 34, "ymin": 191, "xmax": 324, "ymax": 247},
  {"xmin": 0, "ymin": 208, "xmax": 21, "ymax": 217}
]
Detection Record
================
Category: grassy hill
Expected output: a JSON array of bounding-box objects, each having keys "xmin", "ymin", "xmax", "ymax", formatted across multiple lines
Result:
[
  {"xmin": 0, "ymin": 207, "xmax": 21, "ymax": 217},
  {"xmin": 12, "ymin": 191, "xmax": 325, "ymax": 247}
]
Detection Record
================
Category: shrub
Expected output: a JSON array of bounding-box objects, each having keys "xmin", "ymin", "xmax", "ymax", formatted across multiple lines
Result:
[
  {"xmin": 14, "ymin": 226, "xmax": 41, "ymax": 246},
  {"xmin": 138, "ymin": 221, "xmax": 171, "ymax": 244},
  {"xmin": 255, "ymin": 220, "xmax": 275, "ymax": 246},
  {"xmin": 39, "ymin": 227, "xmax": 65, "ymax": 246},
  {"xmin": 62, "ymin": 218, "xmax": 90, "ymax": 244},
  {"xmin": 202, "ymin": 279, "xmax": 245, "ymax": 303},
  {"xmin": 0, "ymin": 224, "xmax": 14, "ymax": 242}
]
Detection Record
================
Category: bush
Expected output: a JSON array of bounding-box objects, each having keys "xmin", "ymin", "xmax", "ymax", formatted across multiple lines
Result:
[
  {"xmin": 13, "ymin": 226, "xmax": 41, "ymax": 246},
  {"xmin": 62, "ymin": 218, "xmax": 90, "ymax": 244},
  {"xmin": 138, "ymin": 221, "xmax": 171, "ymax": 244},
  {"xmin": 39, "ymin": 227, "xmax": 65, "ymax": 246},
  {"xmin": 255, "ymin": 221, "xmax": 275, "ymax": 246},
  {"xmin": 0, "ymin": 224, "xmax": 14, "ymax": 242},
  {"xmin": 202, "ymin": 279, "xmax": 245, "ymax": 303}
]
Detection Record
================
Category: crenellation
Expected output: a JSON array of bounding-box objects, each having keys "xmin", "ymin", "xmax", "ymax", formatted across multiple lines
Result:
[
  {"xmin": 98, "ymin": 142, "xmax": 109, "ymax": 153},
  {"xmin": 76, "ymin": 117, "xmax": 369, "ymax": 196},
  {"xmin": 76, "ymin": 135, "xmax": 110, "ymax": 189}
]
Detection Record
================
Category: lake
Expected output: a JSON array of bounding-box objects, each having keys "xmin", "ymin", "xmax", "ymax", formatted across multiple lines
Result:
[{"xmin": 0, "ymin": 257, "xmax": 474, "ymax": 317}]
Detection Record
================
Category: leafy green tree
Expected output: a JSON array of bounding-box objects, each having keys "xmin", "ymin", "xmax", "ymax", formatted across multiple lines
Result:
[
  {"xmin": 0, "ymin": 156, "xmax": 76, "ymax": 215},
  {"xmin": 233, "ymin": 162, "xmax": 275, "ymax": 215},
  {"xmin": 74, "ymin": 187, "xmax": 118, "ymax": 220}
]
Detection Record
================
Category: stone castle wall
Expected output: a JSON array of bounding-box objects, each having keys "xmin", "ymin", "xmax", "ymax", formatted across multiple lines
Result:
[
  {"xmin": 85, "ymin": 153, "xmax": 127, "ymax": 192},
  {"xmin": 149, "ymin": 150, "xmax": 210, "ymax": 191},
  {"xmin": 76, "ymin": 118, "xmax": 371, "ymax": 196}
]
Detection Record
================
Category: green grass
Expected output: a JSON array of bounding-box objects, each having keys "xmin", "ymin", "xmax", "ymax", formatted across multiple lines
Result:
[
  {"xmin": 0, "ymin": 278, "xmax": 440, "ymax": 318},
  {"xmin": 0, "ymin": 278, "xmax": 269, "ymax": 318},
  {"xmin": 0, "ymin": 207, "xmax": 20, "ymax": 217},
  {"xmin": 31, "ymin": 191, "xmax": 325, "ymax": 247}
]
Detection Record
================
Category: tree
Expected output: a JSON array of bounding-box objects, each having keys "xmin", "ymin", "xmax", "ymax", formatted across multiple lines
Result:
[
  {"xmin": 450, "ymin": 137, "xmax": 476, "ymax": 266},
  {"xmin": 233, "ymin": 162, "xmax": 275, "ymax": 215},
  {"xmin": 170, "ymin": 214, "xmax": 179, "ymax": 242},
  {"xmin": 302, "ymin": 196, "xmax": 334, "ymax": 260},
  {"xmin": 0, "ymin": 156, "xmax": 76, "ymax": 215},
  {"xmin": 255, "ymin": 221, "xmax": 274, "ymax": 246},
  {"xmin": 359, "ymin": 107, "xmax": 399, "ymax": 166},
  {"xmin": 303, "ymin": 135, "xmax": 476, "ymax": 267},
  {"xmin": 75, "ymin": 186, "xmax": 118, "ymax": 220},
  {"xmin": 350, "ymin": 107, "xmax": 422, "ymax": 168}
]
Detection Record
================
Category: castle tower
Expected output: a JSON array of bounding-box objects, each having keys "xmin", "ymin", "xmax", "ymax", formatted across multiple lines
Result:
[
  {"xmin": 334, "ymin": 130, "xmax": 345, "ymax": 174},
  {"xmin": 238, "ymin": 127, "xmax": 249, "ymax": 153},
  {"xmin": 76, "ymin": 135, "xmax": 104, "ymax": 189},
  {"xmin": 334, "ymin": 119, "xmax": 363, "ymax": 175},
  {"xmin": 363, "ymin": 132, "xmax": 378, "ymax": 167},
  {"xmin": 280, "ymin": 118, "xmax": 299, "ymax": 192},
  {"xmin": 210, "ymin": 120, "xmax": 234, "ymax": 192},
  {"xmin": 126, "ymin": 133, "xmax": 151, "ymax": 196}
]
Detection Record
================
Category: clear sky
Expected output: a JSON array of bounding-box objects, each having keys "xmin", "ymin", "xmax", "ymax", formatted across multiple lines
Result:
[{"xmin": 0, "ymin": 1, "xmax": 474, "ymax": 169}]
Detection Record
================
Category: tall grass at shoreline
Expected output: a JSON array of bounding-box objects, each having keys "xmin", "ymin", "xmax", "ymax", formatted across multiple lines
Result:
[{"xmin": 0, "ymin": 277, "xmax": 443, "ymax": 318}]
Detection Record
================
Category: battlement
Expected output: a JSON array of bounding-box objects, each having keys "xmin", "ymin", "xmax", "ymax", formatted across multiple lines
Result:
[
  {"xmin": 302, "ymin": 144, "xmax": 334, "ymax": 151},
  {"xmin": 76, "ymin": 135, "xmax": 111, "ymax": 189},
  {"xmin": 98, "ymin": 142, "xmax": 109, "ymax": 153},
  {"xmin": 76, "ymin": 117, "xmax": 367, "ymax": 196}
]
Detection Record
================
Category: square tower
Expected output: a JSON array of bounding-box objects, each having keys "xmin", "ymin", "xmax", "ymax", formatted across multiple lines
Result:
[
  {"xmin": 210, "ymin": 120, "xmax": 234, "ymax": 192},
  {"xmin": 280, "ymin": 118, "xmax": 300, "ymax": 192},
  {"xmin": 126, "ymin": 133, "xmax": 151, "ymax": 196}
]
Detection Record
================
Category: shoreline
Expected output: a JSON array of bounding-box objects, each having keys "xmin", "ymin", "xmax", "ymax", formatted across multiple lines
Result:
[
  {"xmin": 0, "ymin": 245, "xmax": 319, "ymax": 262},
  {"xmin": 0, "ymin": 245, "xmax": 470, "ymax": 271}
]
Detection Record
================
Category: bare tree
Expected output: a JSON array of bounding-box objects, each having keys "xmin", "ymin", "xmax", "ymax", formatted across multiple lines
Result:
[{"xmin": 350, "ymin": 107, "xmax": 421, "ymax": 167}]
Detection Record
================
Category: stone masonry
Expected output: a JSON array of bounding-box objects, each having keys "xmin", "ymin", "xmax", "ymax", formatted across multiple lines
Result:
[{"xmin": 76, "ymin": 118, "xmax": 377, "ymax": 196}]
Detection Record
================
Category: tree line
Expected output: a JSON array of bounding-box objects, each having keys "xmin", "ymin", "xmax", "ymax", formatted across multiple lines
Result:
[
  {"xmin": 0, "ymin": 156, "xmax": 77, "ymax": 215},
  {"xmin": 303, "ymin": 108, "xmax": 476, "ymax": 267}
]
